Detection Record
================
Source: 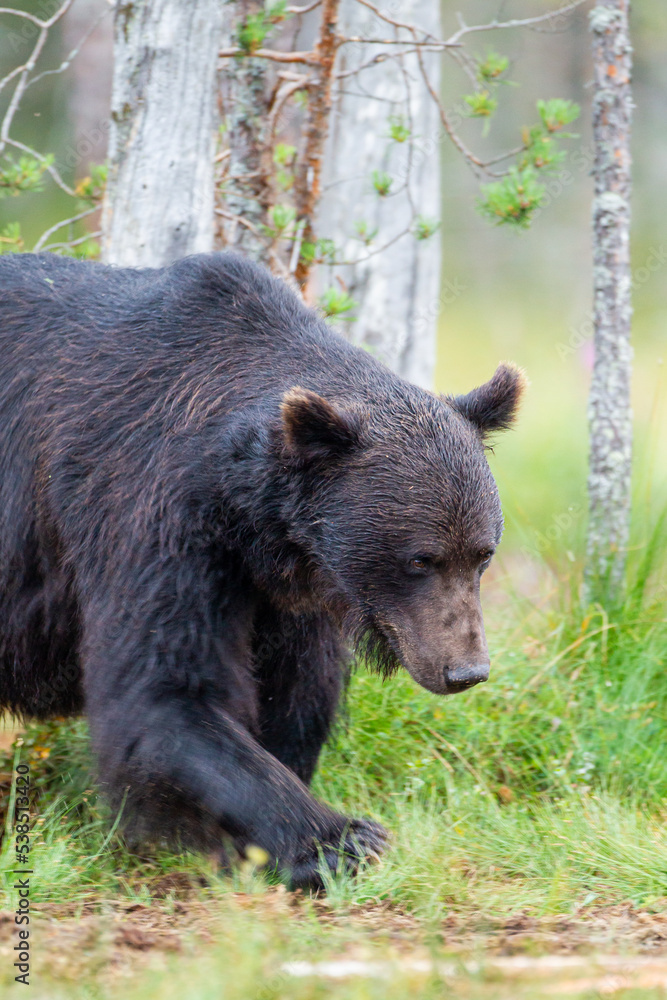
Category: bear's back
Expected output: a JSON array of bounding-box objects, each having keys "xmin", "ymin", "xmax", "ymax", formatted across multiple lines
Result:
[
  {"xmin": 0, "ymin": 250, "xmax": 423, "ymax": 433},
  {"xmin": 0, "ymin": 252, "xmax": 317, "ymax": 358}
]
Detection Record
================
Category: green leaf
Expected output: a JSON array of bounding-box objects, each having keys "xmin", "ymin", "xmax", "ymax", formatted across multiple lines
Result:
[
  {"xmin": 299, "ymin": 241, "xmax": 317, "ymax": 264},
  {"xmin": 299, "ymin": 238, "xmax": 337, "ymax": 265},
  {"xmin": 520, "ymin": 131, "xmax": 567, "ymax": 171},
  {"xmin": 477, "ymin": 51, "xmax": 509, "ymax": 84},
  {"xmin": 314, "ymin": 238, "xmax": 336, "ymax": 264},
  {"xmin": 266, "ymin": 0, "xmax": 291, "ymax": 24},
  {"xmin": 268, "ymin": 203, "xmax": 296, "ymax": 233},
  {"xmin": 387, "ymin": 115, "xmax": 411, "ymax": 143},
  {"xmin": 273, "ymin": 143, "xmax": 296, "ymax": 167},
  {"xmin": 353, "ymin": 220, "xmax": 378, "ymax": 246},
  {"xmin": 273, "ymin": 144, "xmax": 296, "ymax": 191},
  {"xmin": 0, "ymin": 154, "xmax": 52, "ymax": 199},
  {"xmin": 537, "ymin": 99, "xmax": 580, "ymax": 133},
  {"xmin": 60, "ymin": 239, "xmax": 101, "ymax": 260},
  {"xmin": 236, "ymin": 4, "xmax": 293, "ymax": 53},
  {"xmin": 371, "ymin": 170, "xmax": 392, "ymax": 197},
  {"xmin": 412, "ymin": 215, "xmax": 440, "ymax": 241},
  {"xmin": 463, "ymin": 90, "xmax": 498, "ymax": 118},
  {"xmin": 478, "ymin": 166, "xmax": 545, "ymax": 229},
  {"xmin": 74, "ymin": 163, "xmax": 107, "ymax": 203},
  {"xmin": 236, "ymin": 11, "xmax": 270, "ymax": 53},
  {"xmin": 318, "ymin": 287, "xmax": 357, "ymax": 319},
  {"xmin": 0, "ymin": 222, "xmax": 23, "ymax": 253},
  {"xmin": 275, "ymin": 169, "xmax": 294, "ymax": 192}
]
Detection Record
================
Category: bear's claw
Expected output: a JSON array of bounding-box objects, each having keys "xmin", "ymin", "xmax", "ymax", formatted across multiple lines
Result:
[{"xmin": 289, "ymin": 817, "xmax": 389, "ymax": 892}]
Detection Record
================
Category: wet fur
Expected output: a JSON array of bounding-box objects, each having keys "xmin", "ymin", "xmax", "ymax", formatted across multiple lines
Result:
[{"xmin": 0, "ymin": 251, "xmax": 522, "ymax": 887}]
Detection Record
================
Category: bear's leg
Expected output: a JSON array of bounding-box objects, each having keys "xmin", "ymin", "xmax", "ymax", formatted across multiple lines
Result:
[
  {"xmin": 82, "ymin": 587, "xmax": 386, "ymax": 892},
  {"xmin": 254, "ymin": 604, "xmax": 345, "ymax": 785},
  {"xmin": 90, "ymin": 691, "xmax": 386, "ymax": 891}
]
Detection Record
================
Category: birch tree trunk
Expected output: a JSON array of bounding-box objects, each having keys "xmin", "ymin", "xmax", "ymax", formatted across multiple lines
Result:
[
  {"xmin": 221, "ymin": 0, "xmax": 271, "ymax": 260},
  {"xmin": 101, "ymin": 0, "xmax": 223, "ymax": 267},
  {"xmin": 316, "ymin": 0, "xmax": 442, "ymax": 389},
  {"xmin": 585, "ymin": 1, "xmax": 633, "ymax": 597}
]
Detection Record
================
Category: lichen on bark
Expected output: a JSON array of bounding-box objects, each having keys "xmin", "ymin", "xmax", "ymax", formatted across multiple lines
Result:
[
  {"xmin": 585, "ymin": 0, "xmax": 633, "ymax": 599},
  {"xmin": 221, "ymin": 0, "xmax": 273, "ymax": 261}
]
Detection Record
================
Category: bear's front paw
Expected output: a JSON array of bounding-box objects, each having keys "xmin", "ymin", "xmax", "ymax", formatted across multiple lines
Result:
[{"xmin": 289, "ymin": 817, "xmax": 389, "ymax": 892}]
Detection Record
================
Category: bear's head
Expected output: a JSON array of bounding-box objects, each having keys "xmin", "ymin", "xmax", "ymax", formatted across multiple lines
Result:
[{"xmin": 276, "ymin": 364, "xmax": 525, "ymax": 697}]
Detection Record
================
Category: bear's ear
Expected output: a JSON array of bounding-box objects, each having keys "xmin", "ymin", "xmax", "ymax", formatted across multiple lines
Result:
[
  {"xmin": 281, "ymin": 387, "xmax": 363, "ymax": 463},
  {"xmin": 451, "ymin": 363, "xmax": 527, "ymax": 436}
]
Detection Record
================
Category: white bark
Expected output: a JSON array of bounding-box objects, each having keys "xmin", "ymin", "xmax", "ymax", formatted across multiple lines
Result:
[
  {"xmin": 221, "ymin": 0, "xmax": 271, "ymax": 261},
  {"xmin": 316, "ymin": 0, "xmax": 442, "ymax": 389},
  {"xmin": 101, "ymin": 0, "xmax": 223, "ymax": 267},
  {"xmin": 586, "ymin": 1, "xmax": 633, "ymax": 596}
]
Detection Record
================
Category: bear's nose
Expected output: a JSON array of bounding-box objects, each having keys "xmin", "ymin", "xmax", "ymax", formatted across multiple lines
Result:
[{"xmin": 444, "ymin": 663, "xmax": 490, "ymax": 693}]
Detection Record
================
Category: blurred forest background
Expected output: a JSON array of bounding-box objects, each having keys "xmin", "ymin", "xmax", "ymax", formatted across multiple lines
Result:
[
  {"xmin": 2, "ymin": 0, "xmax": 664, "ymax": 589},
  {"xmin": 1, "ymin": 6, "xmax": 667, "ymax": 996}
]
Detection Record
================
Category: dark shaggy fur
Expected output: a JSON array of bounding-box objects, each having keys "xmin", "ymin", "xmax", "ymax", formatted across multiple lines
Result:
[{"xmin": 0, "ymin": 251, "xmax": 523, "ymax": 889}]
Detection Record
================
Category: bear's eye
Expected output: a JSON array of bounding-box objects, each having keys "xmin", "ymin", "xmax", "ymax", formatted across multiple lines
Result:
[
  {"xmin": 408, "ymin": 556, "xmax": 431, "ymax": 574},
  {"xmin": 478, "ymin": 548, "xmax": 495, "ymax": 570}
]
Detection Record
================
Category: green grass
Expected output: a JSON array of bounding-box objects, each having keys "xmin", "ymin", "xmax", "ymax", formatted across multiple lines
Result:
[
  {"xmin": 2, "ymin": 555, "xmax": 665, "ymax": 913},
  {"xmin": 0, "ymin": 303, "xmax": 665, "ymax": 995},
  {"xmin": 0, "ymin": 527, "xmax": 665, "ymax": 998}
]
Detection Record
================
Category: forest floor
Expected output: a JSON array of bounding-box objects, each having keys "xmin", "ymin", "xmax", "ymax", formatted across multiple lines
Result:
[{"xmin": 1, "ymin": 889, "xmax": 667, "ymax": 998}]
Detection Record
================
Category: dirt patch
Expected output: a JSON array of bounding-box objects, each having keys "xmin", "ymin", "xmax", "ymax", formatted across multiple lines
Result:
[
  {"xmin": 0, "ymin": 898, "xmax": 211, "ymax": 984},
  {"xmin": 1, "ymin": 892, "xmax": 664, "ymax": 963},
  {"xmin": 439, "ymin": 902, "xmax": 667, "ymax": 956},
  {"xmin": 308, "ymin": 897, "xmax": 667, "ymax": 956},
  {"xmin": 1, "ymin": 892, "xmax": 665, "ymax": 994}
]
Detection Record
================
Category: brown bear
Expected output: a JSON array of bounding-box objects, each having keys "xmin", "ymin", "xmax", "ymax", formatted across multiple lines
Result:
[{"xmin": 0, "ymin": 251, "xmax": 524, "ymax": 889}]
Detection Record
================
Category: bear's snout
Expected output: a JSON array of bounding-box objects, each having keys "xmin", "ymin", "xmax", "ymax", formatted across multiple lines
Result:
[
  {"xmin": 387, "ymin": 574, "xmax": 492, "ymax": 696},
  {"xmin": 443, "ymin": 662, "xmax": 490, "ymax": 693}
]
